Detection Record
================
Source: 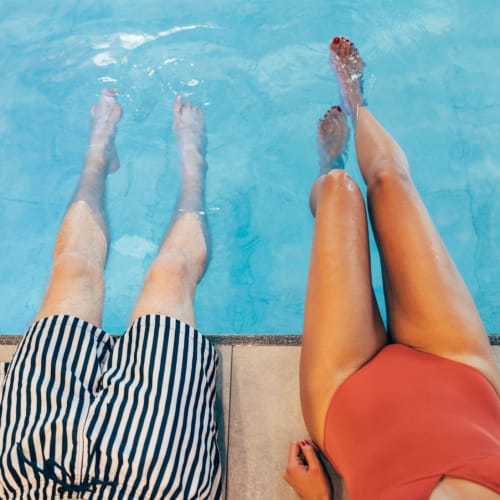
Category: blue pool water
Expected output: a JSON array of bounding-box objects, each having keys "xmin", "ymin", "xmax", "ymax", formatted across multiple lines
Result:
[{"xmin": 0, "ymin": 1, "xmax": 499, "ymax": 334}]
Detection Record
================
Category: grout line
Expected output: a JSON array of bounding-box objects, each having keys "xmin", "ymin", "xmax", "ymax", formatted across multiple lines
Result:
[{"xmin": 224, "ymin": 345, "xmax": 233, "ymax": 500}]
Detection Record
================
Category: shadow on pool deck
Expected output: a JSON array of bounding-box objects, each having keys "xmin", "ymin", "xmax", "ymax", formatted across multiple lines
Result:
[{"xmin": 1, "ymin": 335, "xmax": 499, "ymax": 499}]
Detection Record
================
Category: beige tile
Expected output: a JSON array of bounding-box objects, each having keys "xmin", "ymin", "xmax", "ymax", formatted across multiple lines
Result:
[
  {"xmin": 0, "ymin": 345, "xmax": 18, "ymax": 363},
  {"xmin": 214, "ymin": 345, "xmax": 232, "ymax": 498},
  {"xmin": 227, "ymin": 346, "xmax": 306, "ymax": 500}
]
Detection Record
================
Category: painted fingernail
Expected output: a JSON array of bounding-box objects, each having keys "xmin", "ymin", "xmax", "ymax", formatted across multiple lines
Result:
[
  {"xmin": 333, "ymin": 37, "xmax": 340, "ymax": 44},
  {"xmin": 301, "ymin": 440, "xmax": 307, "ymax": 446}
]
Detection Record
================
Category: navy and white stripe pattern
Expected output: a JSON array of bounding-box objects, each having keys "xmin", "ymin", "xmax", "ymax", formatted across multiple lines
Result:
[{"xmin": 0, "ymin": 315, "xmax": 222, "ymax": 499}]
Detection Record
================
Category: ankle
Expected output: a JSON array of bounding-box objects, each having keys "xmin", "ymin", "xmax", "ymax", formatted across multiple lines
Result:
[
  {"xmin": 84, "ymin": 150, "xmax": 108, "ymax": 171},
  {"xmin": 177, "ymin": 128, "xmax": 206, "ymax": 152},
  {"xmin": 180, "ymin": 149, "xmax": 207, "ymax": 174}
]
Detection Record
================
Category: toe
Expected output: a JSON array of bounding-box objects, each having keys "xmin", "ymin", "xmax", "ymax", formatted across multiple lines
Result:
[
  {"xmin": 330, "ymin": 36, "xmax": 341, "ymax": 54},
  {"xmin": 325, "ymin": 105, "xmax": 343, "ymax": 119},
  {"xmin": 174, "ymin": 95, "xmax": 183, "ymax": 115},
  {"xmin": 339, "ymin": 37, "xmax": 346, "ymax": 58},
  {"xmin": 103, "ymin": 88, "xmax": 117, "ymax": 98},
  {"xmin": 345, "ymin": 39, "xmax": 351, "ymax": 57},
  {"xmin": 319, "ymin": 105, "xmax": 343, "ymax": 129}
]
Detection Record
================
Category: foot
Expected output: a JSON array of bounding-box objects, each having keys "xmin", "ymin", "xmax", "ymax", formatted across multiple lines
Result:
[
  {"xmin": 318, "ymin": 105, "xmax": 349, "ymax": 174},
  {"xmin": 88, "ymin": 89, "xmax": 122, "ymax": 172},
  {"xmin": 329, "ymin": 37, "xmax": 365, "ymax": 123},
  {"xmin": 173, "ymin": 96, "xmax": 207, "ymax": 156},
  {"xmin": 173, "ymin": 96, "xmax": 208, "ymax": 217}
]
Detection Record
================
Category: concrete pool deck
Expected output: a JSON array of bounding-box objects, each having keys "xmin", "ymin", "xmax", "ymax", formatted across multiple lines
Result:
[{"xmin": 1, "ymin": 334, "xmax": 499, "ymax": 499}]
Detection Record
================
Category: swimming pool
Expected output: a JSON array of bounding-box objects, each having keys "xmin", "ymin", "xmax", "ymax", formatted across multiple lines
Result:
[{"xmin": 1, "ymin": 0, "xmax": 499, "ymax": 334}]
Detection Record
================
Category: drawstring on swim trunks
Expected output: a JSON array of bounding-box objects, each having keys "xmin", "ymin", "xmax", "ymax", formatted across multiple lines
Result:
[{"xmin": 18, "ymin": 445, "xmax": 118, "ymax": 496}]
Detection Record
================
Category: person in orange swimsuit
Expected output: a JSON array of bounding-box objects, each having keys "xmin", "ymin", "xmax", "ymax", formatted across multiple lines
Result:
[{"xmin": 284, "ymin": 37, "xmax": 500, "ymax": 500}]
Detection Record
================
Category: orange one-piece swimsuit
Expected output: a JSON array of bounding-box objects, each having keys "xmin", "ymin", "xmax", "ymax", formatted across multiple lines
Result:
[{"xmin": 324, "ymin": 344, "xmax": 500, "ymax": 500}]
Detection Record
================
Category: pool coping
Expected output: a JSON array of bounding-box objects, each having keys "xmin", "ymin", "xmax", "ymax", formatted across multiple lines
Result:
[{"xmin": 1, "ymin": 334, "xmax": 499, "ymax": 345}]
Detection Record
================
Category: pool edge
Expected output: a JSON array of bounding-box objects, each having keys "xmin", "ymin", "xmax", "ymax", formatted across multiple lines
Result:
[{"xmin": 1, "ymin": 334, "xmax": 499, "ymax": 346}]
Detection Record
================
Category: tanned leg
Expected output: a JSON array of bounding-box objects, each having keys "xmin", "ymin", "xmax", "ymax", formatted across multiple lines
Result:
[
  {"xmin": 301, "ymin": 105, "xmax": 386, "ymax": 446},
  {"xmin": 330, "ymin": 36, "xmax": 500, "ymax": 394}
]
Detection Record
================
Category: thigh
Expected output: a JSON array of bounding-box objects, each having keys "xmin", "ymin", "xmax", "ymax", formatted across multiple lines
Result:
[
  {"xmin": 129, "ymin": 253, "xmax": 196, "ymax": 327},
  {"xmin": 86, "ymin": 315, "xmax": 222, "ymax": 498},
  {"xmin": 35, "ymin": 201, "xmax": 107, "ymax": 327},
  {"xmin": 368, "ymin": 168, "xmax": 500, "ymax": 393},
  {"xmin": 35, "ymin": 251, "xmax": 105, "ymax": 327},
  {"xmin": 301, "ymin": 171, "xmax": 387, "ymax": 446}
]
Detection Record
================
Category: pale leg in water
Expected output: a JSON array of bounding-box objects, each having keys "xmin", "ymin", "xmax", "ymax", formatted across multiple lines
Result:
[
  {"xmin": 130, "ymin": 97, "xmax": 209, "ymax": 327},
  {"xmin": 35, "ymin": 89, "xmax": 122, "ymax": 325}
]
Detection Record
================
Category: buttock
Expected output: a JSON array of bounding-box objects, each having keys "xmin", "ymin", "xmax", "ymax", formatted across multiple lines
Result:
[{"xmin": 0, "ymin": 314, "xmax": 222, "ymax": 499}]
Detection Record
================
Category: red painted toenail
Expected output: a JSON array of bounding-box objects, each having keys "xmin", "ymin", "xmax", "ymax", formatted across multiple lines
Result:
[{"xmin": 333, "ymin": 37, "xmax": 340, "ymax": 44}]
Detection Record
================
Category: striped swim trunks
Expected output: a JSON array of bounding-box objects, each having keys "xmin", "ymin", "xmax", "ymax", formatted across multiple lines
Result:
[{"xmin": 0, "ymin": 314, "xmax": 222, "ymax": 499}]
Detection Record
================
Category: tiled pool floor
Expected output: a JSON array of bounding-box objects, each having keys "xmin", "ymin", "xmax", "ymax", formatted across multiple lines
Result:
[{"xmin": 1, "ymin": 338, "xmax": 499, "ymax": 499}]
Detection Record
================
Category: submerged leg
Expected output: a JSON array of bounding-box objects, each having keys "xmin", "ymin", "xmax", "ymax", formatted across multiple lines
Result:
[
  {"xmin": 35, "ymin": 90, "xmax": 122, "ymax": 326},
  {"xmin": 330, "ymin": 37, "xmax": 500, "ymax": 393},
  {"xmin": 301, "ymin": 106, "xmax": 386, "ymax": 446},
  {"xmin": 130, "ymin": 97, "xmax": 208, "ymax": 327}
]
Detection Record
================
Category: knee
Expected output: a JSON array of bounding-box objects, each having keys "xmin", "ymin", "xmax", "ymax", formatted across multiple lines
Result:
[
  {"xmin": 146, "ymin": 250, "xmax": 196, "ymax": 291},
  {"xmin": 310, "ymin": 170, "xmax": 362, "ymax": 215},
  {"xmin": 366, "ymin": 166, "xmax": 413, "ymax": 198},
  {"xmin": 52, "ymin": 251, "xmax": 103, "ymax": 288},
  {"xmin": 322, "ymin": 169, "xmax": 359, "ymax": 193}
]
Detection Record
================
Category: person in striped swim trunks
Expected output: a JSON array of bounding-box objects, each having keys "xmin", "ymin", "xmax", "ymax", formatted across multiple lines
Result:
[{"xmin": 0, "ymin": 90, "xmax": 222, "ymax": 499}]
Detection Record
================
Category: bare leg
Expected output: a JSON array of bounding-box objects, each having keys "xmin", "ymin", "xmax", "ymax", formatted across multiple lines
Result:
[
  {"xmin": 35, "ymin": 89, "xmax": 122, "ymax": 326},
  {"xmin": 330, "ymin": 37, "xmax": 500, "ymax": 394},
  {"xmin": 301, "ymin": 106, "xmax": 386, "ymax": 446},
  {"xmin": 130, "ymin": 97, "xmax": 208, "ymax": 327}
]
